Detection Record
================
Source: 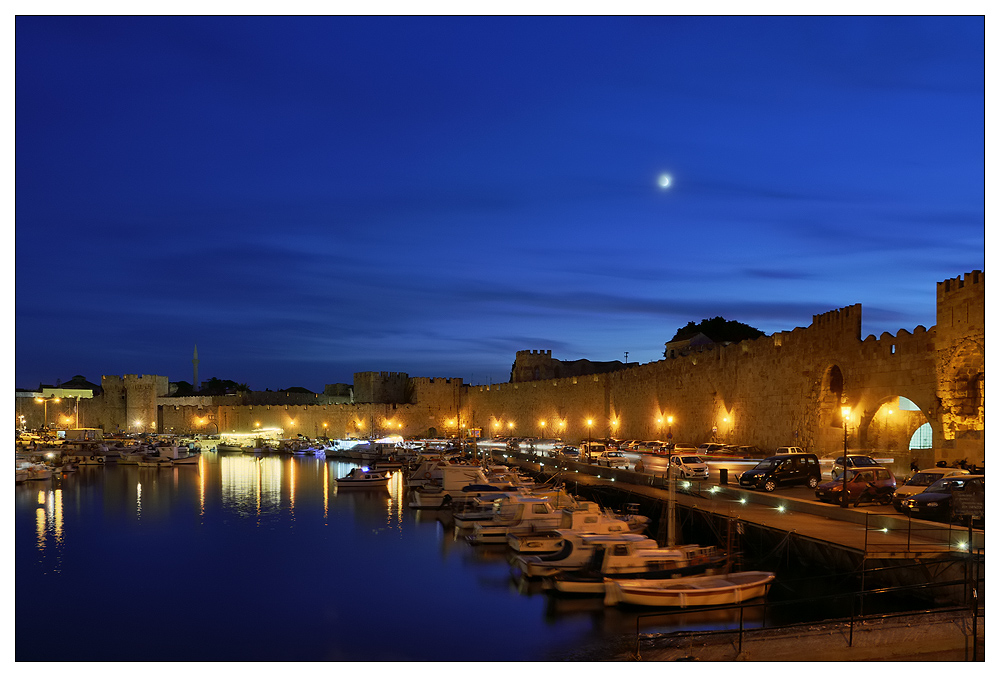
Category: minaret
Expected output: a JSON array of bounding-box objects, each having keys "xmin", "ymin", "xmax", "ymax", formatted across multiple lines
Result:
[{"xmin": 193, "ymin": 344, "xmax": 200, "ymax": 392}]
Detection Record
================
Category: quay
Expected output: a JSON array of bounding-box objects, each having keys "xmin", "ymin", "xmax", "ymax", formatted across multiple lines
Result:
[
  {"xmin": 503, "ymin": 452, "xmax": 984, "ymax": 558},
  {"xmin": 499, "ymin": 451, "xmax": 984, "ymax": 660}
]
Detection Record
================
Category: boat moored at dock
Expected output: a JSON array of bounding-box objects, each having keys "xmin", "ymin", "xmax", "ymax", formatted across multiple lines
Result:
[
  {"xmin": 335, "ymin": 467, "xmax": 390, "ymax": 488},
  {"xmin": 603, "ymin": 570, "xmax": 775, "ymax": 608}
]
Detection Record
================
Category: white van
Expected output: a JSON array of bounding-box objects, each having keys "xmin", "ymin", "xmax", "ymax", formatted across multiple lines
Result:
[{"xmin": 578, "ymin": 442, "xmax": 606, "ymax": 462}]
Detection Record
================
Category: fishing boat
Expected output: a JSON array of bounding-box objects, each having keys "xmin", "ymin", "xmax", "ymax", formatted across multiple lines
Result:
[
  {"xmin": 16, "ymin": 462, "xmax": 52, "ymax": 482},
  {"xmin": 602, "ymin": 570, "xmax": 775, "ymax": 608},
  {"xmin": 516, "ymin": 532, "xmax": 657, "ymax": 578},
  {"xmin": 117, "ymin": 450, "xmax": 148, "ymax": 465},
  {"xmin": 549, "ymin": 543, "xmax": 728, "ymax": 594},
  {"xmin": 138, "ymin": 457, "xmax": 174, "ymax": 468},
  {"xmin": 335, "ymin": 467, "xmax": 390, "ymax": 488},
  {"xmin": 467, "ymin": 496, "xmax": 575, "ymax": 545},
  {"xmin": 407, "ymin": 464, "xmax": 497, "ymax": 508},
  {"xmin": 507, "ymin": 501, "xmax": 649, "ymax": 554}
]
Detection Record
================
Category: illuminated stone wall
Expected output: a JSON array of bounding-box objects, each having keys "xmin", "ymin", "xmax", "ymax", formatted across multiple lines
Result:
[
  {"xmin": 71, "ymin": 271, "xmax": 984, "ymax": 466},
  {"xmin": 934, "ymin": 271, "xmax": 985, "ymax": 462},
  {"xmin": 81, "ymin": 374, "xmax": 169, "ymax": 433},
  {"xmin": 460, "ymin": 271, "xmax": 985, "ymax": 465},
  {"xmin": 353, "ymin": 371, "xmax": 409, "ymax": 404}
]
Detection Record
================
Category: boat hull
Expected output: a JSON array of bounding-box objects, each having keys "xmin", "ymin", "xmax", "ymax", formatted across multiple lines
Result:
[
  {"xmin": 550, "ymin": 556, "xmax": 728, "ymax": 595},
  {"xmin": 603, "ymin": 571, "xmax": 775, "ymax": 608}
]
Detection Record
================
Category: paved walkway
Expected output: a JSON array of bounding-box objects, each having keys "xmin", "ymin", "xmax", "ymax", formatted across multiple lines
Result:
[{"xmin": 516, "ymin": 457, "xmax": 983, "ymax": 556}]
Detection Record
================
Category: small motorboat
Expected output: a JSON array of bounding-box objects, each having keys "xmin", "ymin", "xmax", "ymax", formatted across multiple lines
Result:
[
  {"xmin": 138, "ymin": 457, "xmax": 174, "ymax": 468},
  {"xmin": 16, "ymin": 462, "xmax": 52, "ymax": 482},
  {"xmin": 603, "ymin": 570, "xmax": 775, "ymax": 608},
  {"xmin": 335, "ymin": 467, "xmax": 390, "ymax": 488}
]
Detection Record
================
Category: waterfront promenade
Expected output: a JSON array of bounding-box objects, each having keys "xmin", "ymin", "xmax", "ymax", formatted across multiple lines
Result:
[
  {"xmin": 503, "ymin": 453, "xmax": 985, "ymax": 661},
  {"xmin": 505, "ymin": 453, "xmax": 984, "ymax": 557}
]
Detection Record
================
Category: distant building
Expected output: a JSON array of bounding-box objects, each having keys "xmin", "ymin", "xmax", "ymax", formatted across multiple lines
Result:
[
  {"xmin": 509, "ymin": 350, "xmax": 626, "ymax": 383},
  {"xmin": 663, "ymin": 332, "xmax": 720, "ymax": 359}
]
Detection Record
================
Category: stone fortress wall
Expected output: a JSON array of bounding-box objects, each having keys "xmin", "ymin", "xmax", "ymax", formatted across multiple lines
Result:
[
  {"xmin": 462, "ymin": 271, "xmax": 984, "ymax": 464},
  {"xmin": 75, "ymin": 271, "xmax": 984, "ymax": 465}
]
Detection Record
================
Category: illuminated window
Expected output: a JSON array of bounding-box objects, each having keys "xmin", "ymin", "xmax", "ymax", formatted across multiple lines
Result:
[{"xmin": 909, "ymin": 423, "xmax": 932, "ymax": 450}]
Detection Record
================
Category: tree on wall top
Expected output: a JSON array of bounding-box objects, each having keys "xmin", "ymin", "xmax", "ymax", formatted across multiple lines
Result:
[{"xmin": 669, "ymin": 317, "xmax": 765, "ymax": 344}]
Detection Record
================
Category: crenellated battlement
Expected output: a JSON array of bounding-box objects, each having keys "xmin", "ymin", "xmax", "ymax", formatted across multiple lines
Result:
[
  {"xmin": 810, "ymin": 304, "xmax": 862, "ymax": 340},
  {"xmin": 936, "ymin": 270, "xmax": 984, "ymax": 335},
  {"xmin": 937, "ymin": 270, "xmax": 983, "ymax": 299},
  {"xmin": 515, "ymin": 349, "xmax": 552, "ymax": 358}
]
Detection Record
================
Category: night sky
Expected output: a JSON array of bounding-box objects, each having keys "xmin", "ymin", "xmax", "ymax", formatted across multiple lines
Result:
[{"xmin": 15, "ymin": 16, "xmax": 984, "ymax": 392}]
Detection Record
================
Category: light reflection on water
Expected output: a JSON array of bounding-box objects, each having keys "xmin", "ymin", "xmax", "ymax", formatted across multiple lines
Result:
[{"xmin": 16, "ymin": 451, "xmax": 763, "ymax": 661}]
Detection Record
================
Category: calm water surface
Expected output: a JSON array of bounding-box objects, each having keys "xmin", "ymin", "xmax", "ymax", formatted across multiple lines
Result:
[{"xmin": 16, "ymin": 452, "xmax": 760, "ymax": 661}]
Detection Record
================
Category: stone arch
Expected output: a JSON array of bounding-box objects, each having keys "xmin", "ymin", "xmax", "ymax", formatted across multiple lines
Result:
[
  {"xmin": 818, "ymin": 364, "xmax": 845, "ymax": 428},
  {"xmin": 856, "ymin": 395, "xmax": 929, "ymax": 456}
]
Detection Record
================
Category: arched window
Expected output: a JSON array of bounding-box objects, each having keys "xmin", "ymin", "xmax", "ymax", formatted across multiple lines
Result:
[{"xmin": 909, "ymin": 423, "xmax": 932, "ymax": 450}]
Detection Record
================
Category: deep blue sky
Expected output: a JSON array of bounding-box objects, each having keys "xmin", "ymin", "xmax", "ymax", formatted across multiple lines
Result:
[{"xmin": 15, "ymin": 16, "xmax": 984, "ymax": 392}]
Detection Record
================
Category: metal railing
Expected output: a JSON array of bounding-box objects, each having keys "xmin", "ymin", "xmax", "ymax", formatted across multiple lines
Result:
[{"xmin": 630, "ymin": 558, "xmax": 984, "ymax": 660}]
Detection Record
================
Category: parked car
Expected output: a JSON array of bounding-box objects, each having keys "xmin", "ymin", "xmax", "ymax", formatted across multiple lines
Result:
[
  {"xmin": 814, "ymin": 467, "xmax": 896, "ymax": 505},
  {"xmin": 900, "ymin": 475, "xmax": 985, "ymax": 524},
  {"xmin": 738, "ymin": 453, "xmax": 821, "ymax": 491},
  {"xmin": 594, "ymin": 450, "xmax": 629, "ymax": 469},
  {"xmin": 776, "ymin": 446, "xmax": 806, "ymax": 455},
  {"xmin": 892, "ymin": 468, "xmax": 970, "ymax": 512},
  {"xmin": 696, "ymin": 443, "xmax": 727, "ymax": 455},
  {"xmin": 735, "ymin": 445, "xmax": 763, "ymax": 458},
  {"xmin": 671, "ymin": 443, "xmax": 698, "ymax": 454},
  {"xmin": 555, "ymin": 445, "xmax": 580, "ymax": 460},
  {"xmin": 669, "ymin": 454, "xmax": 710, "ymax": 481},
  {"xmin": 831, "ymin": 454, "xmax": 882, "ymax": 480}
]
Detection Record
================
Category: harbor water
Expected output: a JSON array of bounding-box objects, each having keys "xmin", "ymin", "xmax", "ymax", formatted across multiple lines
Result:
[
  {"xmin": 16, "ymin": 452, "xmax": 768, "ymax": 661},
  {"xmin": 15, "ymin": 451, "xmax": 940, "ymax": 661}
]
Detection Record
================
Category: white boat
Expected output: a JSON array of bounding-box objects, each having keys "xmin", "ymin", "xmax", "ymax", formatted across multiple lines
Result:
[
  {"xmin": 138, "ymin": 457, "xmax": 174, "ymax": 468},
  {"xmin": 467, "ymin": 496, "xmax": 575, "ymax": 545},
  {"xmin": 603, "ymin": 570, "xmax": 775, "ymax": 608},
  {"xmin": 149, "ymin": 445, "xmax": 196, "ymax": 464},
  {"xmin": 16, "ymin": 462, "xmax": 52, "ymax": 482},
  {"xmin": 451, "ymin": 487, "xmax": 576, "ymax": 526},
  {"xmin": 77, "ymin": 455, "xmax": 108, "ymax": 466},
  {"xmin": 335, "ymin": 467, "xmax": 390, "ymax": 488},
  {"xmin": 550, "ymin": 543, "xmax": 728, "ymax": 594},
  {"xmin": 407, "ymin": 464, "xmax": 496, "ymax": 508},
  {"xmin": 507, "ymin": 501, "xmax": 649, "ymax": 554},
  {"xmin": 412, "ymin": 483, "xmax": 524, "ymax": 510},
  {"xmin": 453, "ymin": 492, "xmax": 531, "ymax": 526},
  {"xmin": 117, "ymin": 451, "xmax": 148, "ymax": 465},
  {"xmin": 517, "ymin": 532, "xmax": 657, "ymax": 578}
]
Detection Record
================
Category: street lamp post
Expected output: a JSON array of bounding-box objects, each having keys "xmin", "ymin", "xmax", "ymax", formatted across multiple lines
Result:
[
  {"xmin": 34, "ymin": 397, "xmax": 61, "ymax": 430},
  {"xmin": 841, "ymin": 406, "xmax": 850, "ymax": 508},
  {"xmin": 666, "ymin": 415, "xmax": 676, "ymax": 546},
  {"xmin": 586, "ymin": 418, "xmax": 593, "ymax": 462}
]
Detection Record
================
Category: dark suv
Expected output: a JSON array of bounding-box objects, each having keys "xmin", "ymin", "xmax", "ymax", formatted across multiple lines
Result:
[{"xmin": 738, "ymin": 453, "xmax": 821, "ymax": 492}]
